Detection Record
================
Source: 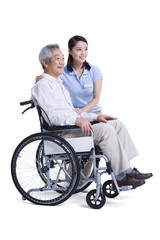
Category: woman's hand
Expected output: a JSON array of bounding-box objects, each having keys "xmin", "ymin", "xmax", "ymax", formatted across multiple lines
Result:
[
  {"xmin": 97, "ymin": 115, "xmax": 118, "ymax": 123},
  {"xmin": 75, "ymin": 108, "xmax": 85, "ymax": 114},
  {"xmin": 35, "ymin": 75, "xmax": 43, "ymax": 83}
]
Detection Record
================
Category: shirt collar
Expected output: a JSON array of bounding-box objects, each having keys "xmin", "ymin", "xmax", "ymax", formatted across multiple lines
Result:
[
  {"xmin": 67, "ymin": 65, "xmax": 89, "ymax": 76},
  {"xmin": 42, "ymin": 73, "xmax": 63, "ymax": 84}
]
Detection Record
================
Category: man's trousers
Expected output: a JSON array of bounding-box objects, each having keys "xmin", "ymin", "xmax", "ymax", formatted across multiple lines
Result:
[{"xmin": 61, "ymin": 120, "xmax": 138, "ymax": 176}]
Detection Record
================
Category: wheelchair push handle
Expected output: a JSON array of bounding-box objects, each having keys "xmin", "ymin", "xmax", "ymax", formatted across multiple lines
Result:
[{"xmin": 20, "ymin": 100, "xmax": 35, "ymax": 114}]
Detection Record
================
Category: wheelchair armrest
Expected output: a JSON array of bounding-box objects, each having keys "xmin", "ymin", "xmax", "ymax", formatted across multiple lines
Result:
[
  {"xmin": 44, "ymin": 121, "xmax": 99, "ymax": 132},
  {"xmin": 46, "ymin": 125, "xmax": 79, "ymax": 131}
]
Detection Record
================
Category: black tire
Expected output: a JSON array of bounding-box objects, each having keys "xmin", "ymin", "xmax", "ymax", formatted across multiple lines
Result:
[
  {"xmin": 102, "ymin": 180, "xmax": 119, "ymax": 198},
  {"xmin": 86, "ymin": 189, "xmax": 106, "ymax": 209},
  {"xmin": 11, "ymin": 133, "xmax": 80, "ymax": 206}
]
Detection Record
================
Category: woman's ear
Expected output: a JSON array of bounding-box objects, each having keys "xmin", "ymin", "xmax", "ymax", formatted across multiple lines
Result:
[{"xmin": 68, "ymin": 48, "xmax": 72, "ymax": 55}]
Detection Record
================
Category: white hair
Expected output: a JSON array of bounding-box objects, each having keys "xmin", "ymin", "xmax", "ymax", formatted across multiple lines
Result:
[{"xmin": 39, "ymin": 44, "xmax": 60, "ymax": 69}]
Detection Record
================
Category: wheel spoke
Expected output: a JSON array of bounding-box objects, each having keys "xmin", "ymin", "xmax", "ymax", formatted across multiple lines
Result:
[{"xmin": 11, "ymin": 133, "xmax": 80, "ymax": 205}]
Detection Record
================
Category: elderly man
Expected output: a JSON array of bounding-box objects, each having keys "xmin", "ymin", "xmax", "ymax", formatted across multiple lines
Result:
[{"xmin": 31, "ymin": 44, "xmax": 152, "ymax": 189}]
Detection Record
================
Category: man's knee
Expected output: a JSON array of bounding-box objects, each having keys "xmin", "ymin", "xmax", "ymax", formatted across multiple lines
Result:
[
  {"xmin": 108, "ymin": 119, "xmax": 125, "ymax": 131},
  {"xmin": 94, "ymin": 122, "xmax": 117, "ymax": 139}
]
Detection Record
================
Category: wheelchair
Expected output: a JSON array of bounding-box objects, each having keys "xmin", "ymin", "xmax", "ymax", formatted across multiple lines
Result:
[{"xmin": 11, "ymin": 100, "xmax": 121, "ymax": 209}]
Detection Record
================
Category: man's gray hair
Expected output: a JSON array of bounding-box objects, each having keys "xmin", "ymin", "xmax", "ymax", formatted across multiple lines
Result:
[{"xmin": 39, "ymin": 44, "xmax": 60, "ymax": 69}]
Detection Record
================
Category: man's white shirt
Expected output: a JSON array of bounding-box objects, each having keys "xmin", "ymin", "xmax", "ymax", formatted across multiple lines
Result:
[{"xmin": 31, "ymin": 73, "xmax": 98, "ymax": 126}]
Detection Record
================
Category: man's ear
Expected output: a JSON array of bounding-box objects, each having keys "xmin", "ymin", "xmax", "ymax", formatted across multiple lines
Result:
[{"xmin": 42, "ymin": 60, "xmax": 49, "ymax": 68}]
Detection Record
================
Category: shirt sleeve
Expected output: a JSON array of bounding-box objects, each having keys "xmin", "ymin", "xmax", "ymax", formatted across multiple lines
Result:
[
  {"xmin": 80, "ymin": 112, "xmax": 98, "ymax": 122},
  {"xmin": 93, "ymin": 65, "xmax": 103, "ymax": 82}
]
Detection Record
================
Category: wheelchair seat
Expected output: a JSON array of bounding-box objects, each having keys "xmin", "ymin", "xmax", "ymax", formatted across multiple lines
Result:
[{"xmin": 36, "ymin": 103, "xmax": 101, "ymax": 154}]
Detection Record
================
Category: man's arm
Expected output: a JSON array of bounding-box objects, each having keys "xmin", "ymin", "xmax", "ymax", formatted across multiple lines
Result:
[
  {"xmin": 31, "ymin": 81, "xmax": 77, "ymax": 126},
  {"xmin": 75, "ymin": 115, "xmax": 117, "ymax": 135}
]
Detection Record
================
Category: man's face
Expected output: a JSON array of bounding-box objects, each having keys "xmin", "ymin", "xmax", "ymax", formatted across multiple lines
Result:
[{"xmin": 44, "ymin": 48, "xmax": 65, "ymax": 78}]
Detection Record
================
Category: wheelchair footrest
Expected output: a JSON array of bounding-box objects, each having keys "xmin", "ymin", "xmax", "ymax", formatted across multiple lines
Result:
[{"xmin": 120, "ymin": 185, "xmax": 132, "ymax": 191}]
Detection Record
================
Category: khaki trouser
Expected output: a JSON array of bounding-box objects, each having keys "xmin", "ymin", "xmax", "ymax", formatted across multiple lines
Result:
[{"xmin": 61, "ymin": 120, "xmax": 138, "ymax": 176}]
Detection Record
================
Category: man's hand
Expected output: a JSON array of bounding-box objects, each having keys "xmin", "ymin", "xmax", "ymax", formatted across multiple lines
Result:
[
  {"xmin": 97, "ymin": 115, "xmax": 117, "ymax": 123},
  {"xmin": 75, "ymin": 118, "xmax": 94, "ymax": 135}
]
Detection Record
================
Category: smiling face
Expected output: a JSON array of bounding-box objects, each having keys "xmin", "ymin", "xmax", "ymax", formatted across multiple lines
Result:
[
  {"xmin": 69, "ymin": 41, "xmax": 88, "ymax": 64},
  {"xmin": 43, "ymin": 48, "xmax": 65, "ymax": 78}
]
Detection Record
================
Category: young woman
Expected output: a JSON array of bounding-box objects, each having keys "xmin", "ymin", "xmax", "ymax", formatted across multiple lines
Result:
[{"xmin": 61, "ymin": 35, "xmax": 103, "ymax": 114}]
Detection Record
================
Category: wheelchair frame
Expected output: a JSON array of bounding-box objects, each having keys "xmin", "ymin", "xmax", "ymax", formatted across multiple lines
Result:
[{"xmin": 11, "ymin": 100, "xmax": 120, "ymax": 209}]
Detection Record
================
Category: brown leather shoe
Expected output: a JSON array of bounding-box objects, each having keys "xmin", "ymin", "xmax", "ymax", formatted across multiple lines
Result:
[
  {"xmin": 117, "ymin": 174, "xmax": 145, "ymax": 189},
  {"xmin": 128, "ymin": 168, "xmax": 153, "ymax": 180}
]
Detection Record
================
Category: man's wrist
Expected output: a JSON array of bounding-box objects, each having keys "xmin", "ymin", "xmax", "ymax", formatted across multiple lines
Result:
[{"xmin": 75, "ymin": 117, "xmax": 81, "ymax": 125}]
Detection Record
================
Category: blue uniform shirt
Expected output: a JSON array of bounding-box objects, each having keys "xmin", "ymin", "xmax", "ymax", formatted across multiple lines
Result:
[{"xmin": 60, "ymin": 64, "xmax": 103, "ymax": 113}]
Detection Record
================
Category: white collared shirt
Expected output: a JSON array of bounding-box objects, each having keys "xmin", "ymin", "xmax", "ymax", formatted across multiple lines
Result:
[{"xmin": 31, "ymin": 73, "xmax": 98, "ymax": 126}]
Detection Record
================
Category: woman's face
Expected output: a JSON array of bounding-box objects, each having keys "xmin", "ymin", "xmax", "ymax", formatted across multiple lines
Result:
[{"xmin": 69, "ymin": 41, "xmax": 88, "ymax": 64}]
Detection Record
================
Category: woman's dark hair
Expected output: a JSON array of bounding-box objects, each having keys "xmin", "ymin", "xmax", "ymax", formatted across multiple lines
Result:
[{"xmin": 67, "ymin": 35, "xmax": 91, "ymax": 72}]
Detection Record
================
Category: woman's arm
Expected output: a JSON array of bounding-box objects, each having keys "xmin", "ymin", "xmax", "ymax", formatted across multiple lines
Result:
[{"xmin": 75, "ymin": 79, "xmax": 102, "ymax": 114}]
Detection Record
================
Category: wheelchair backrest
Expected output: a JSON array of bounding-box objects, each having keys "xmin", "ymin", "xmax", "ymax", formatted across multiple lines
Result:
[{"xmin": 36, "ymin": 105, "xmax": 51, "ymax": 131}]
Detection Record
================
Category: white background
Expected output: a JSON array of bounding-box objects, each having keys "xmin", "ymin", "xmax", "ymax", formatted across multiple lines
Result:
[{"xmin": 0, "ymin": 0, "xmax": 160, "ymax": 239}]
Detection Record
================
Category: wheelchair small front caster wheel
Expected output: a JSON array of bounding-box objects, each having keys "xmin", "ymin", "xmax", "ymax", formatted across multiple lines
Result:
[
  {"xmin": 102, "ymin": 180, "xmax": 119, "ymax": 198},
  {"xmin": 86, "ymin": 189, "xmax": 106, "ymax": 209}
]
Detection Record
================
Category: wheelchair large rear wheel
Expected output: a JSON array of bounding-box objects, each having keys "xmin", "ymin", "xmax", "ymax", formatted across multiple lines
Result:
[{"xmin": 11, "ymin": 133, "xmax": 80, "ymax": 206}]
